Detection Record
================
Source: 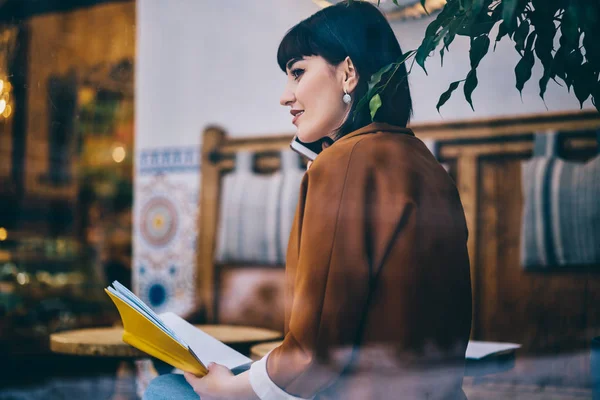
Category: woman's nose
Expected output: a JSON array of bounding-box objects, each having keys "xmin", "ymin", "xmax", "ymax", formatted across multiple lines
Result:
[{"xmin": 280, "ymin": 86, "xmax": 295, "ymax": 107}]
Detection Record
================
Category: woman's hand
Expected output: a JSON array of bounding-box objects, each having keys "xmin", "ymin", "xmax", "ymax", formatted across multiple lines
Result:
[{"xmin": 184, "ymin": 364, "xmax": 258, "ymax": 400}]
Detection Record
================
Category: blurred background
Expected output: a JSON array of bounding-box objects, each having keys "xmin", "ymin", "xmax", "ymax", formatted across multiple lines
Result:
[{"xmin": 0, "ymin": 0, "xmax": 598, "ymax": 399}]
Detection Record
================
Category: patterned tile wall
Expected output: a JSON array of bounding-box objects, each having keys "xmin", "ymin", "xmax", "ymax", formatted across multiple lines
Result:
[{"xmin": 133, "ymin": 146, "xmax": 201, "ymax": 317}]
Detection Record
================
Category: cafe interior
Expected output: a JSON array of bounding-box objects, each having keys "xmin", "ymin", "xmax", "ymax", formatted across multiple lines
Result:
[{"xmin": 0, "ymin": 0, "xmax": 599, "ymax": 399}]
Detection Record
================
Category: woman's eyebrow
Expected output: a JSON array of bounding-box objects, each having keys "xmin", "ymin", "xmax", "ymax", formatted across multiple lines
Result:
[{"xmin": 286, "ymin": 57, "xmax": 303, "ymax": 71}]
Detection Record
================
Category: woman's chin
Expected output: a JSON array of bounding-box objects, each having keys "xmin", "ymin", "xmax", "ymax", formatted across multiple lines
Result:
[{"xmin": 296, "ymin": 128, "xmax": 321, "ymax": 144}]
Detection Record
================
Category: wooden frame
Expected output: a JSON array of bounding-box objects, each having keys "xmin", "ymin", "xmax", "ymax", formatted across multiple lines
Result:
[
  {"xmin": 413, "ymin": 109, "xmax": 600, "ymax": 336},
  {"xmin": 198, "ymin": 126, "xmax": 308, "ymax": 322},
  {"xmin": 197, "ymin": 110, "xmax": 600, "ymax": 348}
]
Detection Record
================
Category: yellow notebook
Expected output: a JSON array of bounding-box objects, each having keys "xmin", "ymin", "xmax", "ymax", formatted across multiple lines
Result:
[{"xmin": 105, "ymin": 281, "xmax": 251, "ymax": 376}]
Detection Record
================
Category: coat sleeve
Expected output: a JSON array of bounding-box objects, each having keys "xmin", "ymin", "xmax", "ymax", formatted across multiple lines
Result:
[{"xmin": 249, "ymin": 142, "xmax": 417, "ymax": 399}]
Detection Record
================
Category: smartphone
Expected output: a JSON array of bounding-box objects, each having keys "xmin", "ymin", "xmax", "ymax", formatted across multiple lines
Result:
[{"xmin": 290, "ymin": 136, "xmax": 324, "ymax": 161}]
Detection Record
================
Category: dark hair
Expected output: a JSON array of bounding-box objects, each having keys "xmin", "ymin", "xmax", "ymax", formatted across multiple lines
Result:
[{"xmin": 277, "ymin": 0, "xmax": 412, "ymax": 138}]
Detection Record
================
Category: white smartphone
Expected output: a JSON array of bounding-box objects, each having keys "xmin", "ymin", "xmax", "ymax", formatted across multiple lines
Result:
[{"xmin": 290, "ymin": 136, "xmax": 324, "ymax": 161}]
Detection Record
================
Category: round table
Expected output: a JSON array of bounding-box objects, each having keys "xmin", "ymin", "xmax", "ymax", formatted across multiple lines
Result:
[
  {"xmin": 50, "ymin": 325, "xmax": 283, "ymax": 358},
  {"xmin": 250, "ymin": 340, "xmax": 283, "ymax": 360}
]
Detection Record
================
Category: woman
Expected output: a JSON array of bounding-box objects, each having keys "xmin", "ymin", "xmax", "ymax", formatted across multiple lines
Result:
[{"xmin": 145, "ymin": 1, "xmax": 472, "ymax": 399}]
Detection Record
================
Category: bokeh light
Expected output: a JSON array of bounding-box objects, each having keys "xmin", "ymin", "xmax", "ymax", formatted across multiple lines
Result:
[{"xmin": 112, "ymin": 146, "xmax": 126, "ymax": 163}]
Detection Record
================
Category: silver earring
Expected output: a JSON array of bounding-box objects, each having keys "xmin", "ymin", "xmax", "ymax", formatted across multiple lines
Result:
[{"xmin": 343, "ymin": 90, "xmax": 351, "ymax": 104}]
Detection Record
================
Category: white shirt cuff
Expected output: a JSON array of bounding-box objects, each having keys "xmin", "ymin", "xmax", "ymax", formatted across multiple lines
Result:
[{"xmin": 249, "ymin": 351, "xmax": 314, "ymax": 400}]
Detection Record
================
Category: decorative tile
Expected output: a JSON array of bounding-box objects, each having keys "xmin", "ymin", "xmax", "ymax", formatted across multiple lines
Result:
[
  {"xmin": 138, "ymin": 147, "xmax": 200, "ymax": 175},
  {"xmin": 133, "ymin": 146, "xmax": 200, "ymax": 316}
]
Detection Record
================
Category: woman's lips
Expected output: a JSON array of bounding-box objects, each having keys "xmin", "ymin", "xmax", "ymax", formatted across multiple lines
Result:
[{"xmin": 292, "ymin": 111, "xmax": 304, "ymax": 125}]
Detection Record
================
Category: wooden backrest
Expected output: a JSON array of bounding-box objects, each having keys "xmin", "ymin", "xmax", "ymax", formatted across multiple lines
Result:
[
  {"xmin": 197, "ymin": 127, "xmax": 300, "ymax": 324},
  {"xmin": 197, "ymin": 110, "xmax": 600, "ymax": 351}
]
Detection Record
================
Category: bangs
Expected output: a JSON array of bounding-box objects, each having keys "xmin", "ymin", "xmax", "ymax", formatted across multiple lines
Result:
[{"xmin": 277, "ymin": 23, "xmax": 318, "ymax": 72}]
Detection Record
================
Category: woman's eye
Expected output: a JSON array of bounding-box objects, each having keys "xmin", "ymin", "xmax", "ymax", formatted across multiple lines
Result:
[{"xmin": 291, "ymin": 69, "xmax": 304, "ymax": 80}]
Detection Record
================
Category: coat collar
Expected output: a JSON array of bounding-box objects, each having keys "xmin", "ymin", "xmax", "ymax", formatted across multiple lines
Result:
[{"xmin": 338, "ymin": 122, "xmax": 414, "ymax": 142}]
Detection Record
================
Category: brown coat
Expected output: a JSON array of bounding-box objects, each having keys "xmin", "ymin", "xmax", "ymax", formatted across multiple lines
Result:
[{"xmin": 266, "ymin": 123, "xmax": 472, "ymax": 399}]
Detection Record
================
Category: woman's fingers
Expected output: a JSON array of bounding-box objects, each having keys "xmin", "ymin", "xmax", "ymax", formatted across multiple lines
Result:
[{"xmin": 183, "ymin": 371, "xmax": 202, "ymax": 390}]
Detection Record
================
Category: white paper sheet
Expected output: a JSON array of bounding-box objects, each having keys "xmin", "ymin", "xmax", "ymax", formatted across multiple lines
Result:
[
  {"xmin": 160, "ymin": 312, "xmax": 252, "ymax": 370},
  {"xmin": 466, "ymin": 341, "xmax": 521, "ymax": 360}
]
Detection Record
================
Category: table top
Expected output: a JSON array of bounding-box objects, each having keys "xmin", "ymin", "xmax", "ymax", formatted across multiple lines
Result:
[
  {"xmin": 250, "ymin": 340, "xmax": 283, "ymax": 360},
  {"xmin": 50, "ymin": 325, "xmax": 283, "ymax": 357}
]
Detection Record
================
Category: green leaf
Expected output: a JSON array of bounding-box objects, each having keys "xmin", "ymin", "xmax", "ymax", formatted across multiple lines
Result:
[
  {"xmin": 583, "ymin": 30, "xmax": 600, "ymax": 71},
  {"xmin": 464, "ymin": 69, "xmax": 478, "ymax": 111},
  {"xmin": 369, "ymin": 50, "xmax": 416, "ymax": 91},
  {"xmin": 432, "ymin": 0, "xmax": 460, "ymax": 25},
  {"xmin": 513, "ymin": 20, "xmax": 530, "ymax": 54},
  {"xmin": 534, "ymin": 20, "xmax": 555, "ymax": 72},
  {"xmin": 530, "ymin": 0, "xmax": 559, "ymax": 21},
  {"xmin": 444, "ymin": 32, "xmax": 456, "ymax": 50},
  {"xmin": 423, "ymin": 0, "xmax": 460, "ymax": 48},
  {"xmin": 359, "ymin": 50, "xmax": 416, "ymax": 113},
  {"xmin": 502, "ymin": 0, "xmax": 519, "ymax": 31},
  {"xmin": 463, "ymin": 14, "xmax": 497, "ymax": 37},
  {"xmin": 436, "ymin": 80, "xmax": 461, "ymax": 112},
  {"xmin": 575, "ymin": 1, "xmax": 600, "ymax": 32},
  {"xmin": 368, "ymin": 63, "xmax": 394, "ymax": 92},
  {"xmin": 443, "ymin": 14, "xmax": 465, "ymax": 50},
  {"xmin": 515, "ymin": 49, "xmax": 535, "ymax": 95},
  {"xmin": 471, "ymin": 0, "xmax": 488, "ymax": 18},
  {"xmin": 560, "ymin": 5, "xmax": 580, "ymax": 49},
  {"xmin": 564, "ymin": 49, "xmax": 583, "ymax": 92},
  {"xmin": 494, "ymin": 21, "xmax": 508, "ymax": 50},
  {"xmin": 469, "ymin": 35, "xmax": 490, "ymax": 69},
  {"xmin": 539, "ymin": 71, "xmax": 551, "ymax": 100},
  {"xmin": 525, "ymin": 31, "xmax": 536, "ymax": 52},
  {"xmin": 424, "ymin": 15, "xmax": 442, "ymax": 39},
  {"xmin": 552, "ymin": 46, "xmax": 567, "ymax": 81},
  {"xmin": 573, "ymin": 63, "xmax": 595, "ymax": 108},
  {"xmin": 433, "ymin": 24, "xmax": 452, "ymax": 48},
  {"xmin": 369, "ymin": 93, "xmax": 382, "ymax": 121},
  {"xmin": 440, "ymin": 46, "xmax": 445, "ymax": 67},
  {"xmin": 420, "ymin": 0, "xmax": 429, "ymax": 15},
  {"xmin": 416, "ymin": 36, "xmax": 435, "ymax": 75}
]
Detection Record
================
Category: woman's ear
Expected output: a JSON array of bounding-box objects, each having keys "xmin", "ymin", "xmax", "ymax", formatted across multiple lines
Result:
[{"xmin": 341, "ymin": 56, "xmax": 358, "ymax": 94}]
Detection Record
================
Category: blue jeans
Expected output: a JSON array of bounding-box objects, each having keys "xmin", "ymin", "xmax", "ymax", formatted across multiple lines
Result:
[
  {"xmin": 143, "ymin": 374, "xmax": 199, "ymax": 400},
  {"xmin": 143, "ymin": 363, "xmax": 252, "ymax": 400}
]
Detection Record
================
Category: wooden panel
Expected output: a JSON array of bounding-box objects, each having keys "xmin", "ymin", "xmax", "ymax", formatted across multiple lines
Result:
[
  {"xmin": 476, "ymin": 159, "xmax": 499, "ymax": 341},
  {"xmin": 197, "ymin": 127, "xmax": 226, "ymax": 322},
  {"xmin": 412, "ymin": 109, "xmax": 600, "ymax": 140},
  {"xmin": 456, "ymin": 155, "xmax": 479, "ymax": 338},
  {"xmin": 476, "ymin": 157, "xmax": 599, "ymax": 352}
]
